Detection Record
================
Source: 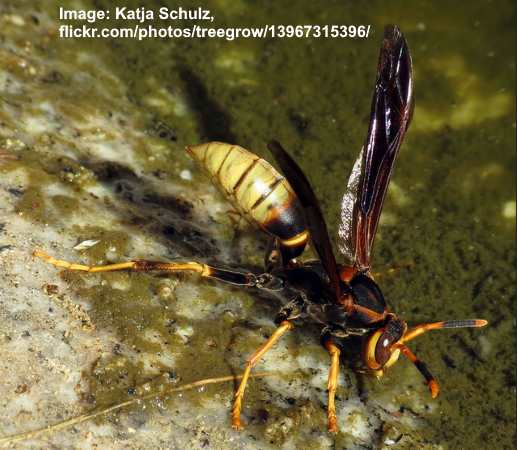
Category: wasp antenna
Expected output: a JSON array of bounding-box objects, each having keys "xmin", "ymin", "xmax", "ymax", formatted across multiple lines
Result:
[
  {"xmin": 439, "ymin": 319, "xmax": 488, "ymax": 329},
  {"xmin": 402, "ymin": 319, "xmax": 487, "ymax": 343}
]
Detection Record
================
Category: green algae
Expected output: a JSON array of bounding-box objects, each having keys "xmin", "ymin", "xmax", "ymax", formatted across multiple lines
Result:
[
  {"xmin": 75, "ymin": 276, "xmax": 257, "ymax": 414},
  {"xmin": 2, "ymin": 0, "xmax": 514, "ymax": 448}
]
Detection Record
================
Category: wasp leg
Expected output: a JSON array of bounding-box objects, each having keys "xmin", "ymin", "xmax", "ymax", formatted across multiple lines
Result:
[
  {"xmin": 264, "ymin": 237, "xmax": 282, "ymax": 272},
  {"xmin": 397, "ymin": 343, "xmax": 439, "ymax": 398},
  {"xmin": 33, "ymin": 250, "xmax": 261, "ymax": 287},
  {"xmin": 227, "ymin": 208, "xmax": 245, "ymax": 229},
  {"xmin": 324, "ymin": 339, "xmax": 341, "ymax": 433},
  {"xmin": 274, "ymin": 295, "xmax": 305, "ymax": 324},
  {"xmin": 231, "ymin": 320, "xmax": 294, "ymax": 430}
]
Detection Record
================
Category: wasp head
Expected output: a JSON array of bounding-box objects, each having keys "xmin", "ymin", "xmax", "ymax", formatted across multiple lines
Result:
[{"xmin": 364, "ymin": 313, "xmax": 407, "ymax": 375}]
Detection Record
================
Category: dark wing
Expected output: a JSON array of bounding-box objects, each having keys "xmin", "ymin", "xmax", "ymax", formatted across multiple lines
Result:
[
  {"xmin": 267, "ymin": 140, "xmax": 341, "ymax": 300},
  {"xmin": 338, "ymin": 25, "xmax": 414, "ymax": 271}
]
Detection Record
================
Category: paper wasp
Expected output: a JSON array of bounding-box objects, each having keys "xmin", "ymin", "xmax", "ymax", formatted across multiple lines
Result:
[{"xmin": 34, "ymin": 25, "xmax": 487, "ymax": 432}]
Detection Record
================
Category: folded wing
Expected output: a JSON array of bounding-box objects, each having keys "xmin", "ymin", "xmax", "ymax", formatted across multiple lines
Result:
[{"xmin": 268, "ymin": 140, "xmax": 342, "ymax": 300}]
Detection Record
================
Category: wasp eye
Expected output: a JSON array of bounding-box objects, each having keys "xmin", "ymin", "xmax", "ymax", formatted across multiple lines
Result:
[
  {"xmin": 375, "ymin": 332, "xmax": 395, "ymax": 365},
  {"xmin": 374, "ymin": 317, "xmax": 407, "ymax": 366}
]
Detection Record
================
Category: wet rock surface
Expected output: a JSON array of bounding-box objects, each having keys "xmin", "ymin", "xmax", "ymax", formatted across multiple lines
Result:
[{"xmin": 0, "ymin": 1, "xmax": 514, "ymax": 449}]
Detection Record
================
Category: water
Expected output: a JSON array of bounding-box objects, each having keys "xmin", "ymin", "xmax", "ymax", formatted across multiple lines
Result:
[{"xmin": 0, "ymin": 0, "xmax": 514, "ymax": 448}]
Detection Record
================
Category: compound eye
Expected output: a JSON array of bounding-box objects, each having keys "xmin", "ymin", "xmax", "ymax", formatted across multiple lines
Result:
[
  {"xmin": 374, "ymin": 317, "xmax": 407, "ymax": 366},
  {"xmin": 365, "ymin": 318, "xmax": 406, "ymax": 370},
  {"xmin": 375, "ymin": 331, "xmax": 397, "ymax": 366}
]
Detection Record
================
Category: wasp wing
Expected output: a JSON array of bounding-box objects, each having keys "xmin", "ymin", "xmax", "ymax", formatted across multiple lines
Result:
[
  {"xmin": 268, "ymin": 140, "xmax": 341, "ymax": 300},
  {"xmin": 338, "ymin": 25, "xmax": 414, "ymax": 271},
  {"xmin": 338, "ymin": 147, "xmax": 364, "ymax": 263}
]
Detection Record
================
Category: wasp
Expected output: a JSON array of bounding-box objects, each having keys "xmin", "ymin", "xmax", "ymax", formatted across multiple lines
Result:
[{"xmin": 34, "ymin": 25, "xmax": 487, "ymax": 432}]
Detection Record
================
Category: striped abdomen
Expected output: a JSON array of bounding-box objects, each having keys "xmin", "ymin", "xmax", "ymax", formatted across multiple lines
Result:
[{"xmin": 186, "ymin": 142, "xmax": 308, "ymax": 257}]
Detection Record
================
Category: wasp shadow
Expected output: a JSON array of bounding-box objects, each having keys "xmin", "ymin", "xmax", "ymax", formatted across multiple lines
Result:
[
  {"xmin": 178, "ymin": 66, "xmax": 236, "ymax": 144},
  {"xmin": 81, "ymin": 158, "xmax": 221, "ymax": 258},
  {"xmin": 74, "ymin": 64, "xmax": 241, "ymax": 261}
]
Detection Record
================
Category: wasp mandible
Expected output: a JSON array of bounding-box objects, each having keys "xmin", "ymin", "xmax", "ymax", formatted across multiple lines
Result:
[{"xmin": 34, "ymin": 25, "xmax": 487, "ymax": 433}]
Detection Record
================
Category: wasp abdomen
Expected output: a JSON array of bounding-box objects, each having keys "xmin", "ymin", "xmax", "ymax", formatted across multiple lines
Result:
[{"xmin": 186, "ymin": 142, "xmax": 308, "ymax": 257}]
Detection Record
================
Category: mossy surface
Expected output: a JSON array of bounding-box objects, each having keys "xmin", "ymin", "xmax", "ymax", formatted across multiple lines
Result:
[{"xmin": 1, "ymin": 0, "xmax": 514, "ymax": 448}]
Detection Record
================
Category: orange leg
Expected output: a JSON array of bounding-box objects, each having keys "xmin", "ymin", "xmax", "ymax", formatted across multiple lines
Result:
[
  {"xmin": 396, "ymin": 343, "xmax": 439, "ymax": 398},
  {"xmin": 33, "ymin": 250, "xmax": 262, "ymax": 286},
  {"xmin": 231, "ymin": 321, "xmax": 294, "ymax": 430},
  {"xmin": 34, "ymin": 250, "xmax": 141, "ymax": 273},
  {"xmin": 324, "ymin": 340, "xmax": 341, "ymax": 433}
]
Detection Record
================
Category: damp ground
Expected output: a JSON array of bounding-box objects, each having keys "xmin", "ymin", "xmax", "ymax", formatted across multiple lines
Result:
[{"xmin": 0, "ymin": 1, "xmax": 514, "ymax": 449}]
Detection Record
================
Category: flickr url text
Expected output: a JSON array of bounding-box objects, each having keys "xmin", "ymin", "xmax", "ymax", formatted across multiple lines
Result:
[{"xmin": 58, "ymin": 24, "xmax": 372, "ymax": 41}]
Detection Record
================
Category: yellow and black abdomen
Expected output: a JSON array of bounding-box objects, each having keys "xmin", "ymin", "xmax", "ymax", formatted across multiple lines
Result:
[{"xmin": 186, "ymin": 142, "xmax": 308, "ymax": 259}]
